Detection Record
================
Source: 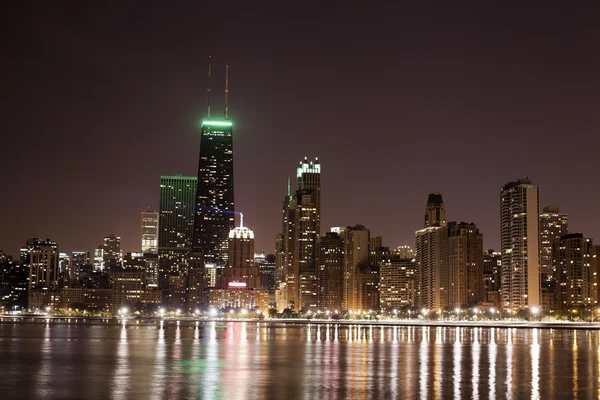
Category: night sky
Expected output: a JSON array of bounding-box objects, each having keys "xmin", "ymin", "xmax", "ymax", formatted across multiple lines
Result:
[{"xmin": 3, "ymin": 2, "xmax": 600, "ymax": 257}]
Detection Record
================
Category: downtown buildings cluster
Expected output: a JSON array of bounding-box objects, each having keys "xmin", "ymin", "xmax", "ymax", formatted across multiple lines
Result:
[{"xmin": 2, "ymin": 68, "xmax": 599, "ymax": 318}]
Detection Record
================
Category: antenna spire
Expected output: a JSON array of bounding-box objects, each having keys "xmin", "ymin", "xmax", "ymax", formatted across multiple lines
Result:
[
  {"xmin": 224, "ymin": 65, "xmax": 229, "ymax": 119},
  {"xmin": 287, "ymin": 177, "xmax": 290, "ymax": 197},
  {"xmin": 207, "ymin": 56, "xmax": 212, "ymax": 117},
  {"xmin": 239, "ymin": 212, "xmax": 244, "ymax": 228}
]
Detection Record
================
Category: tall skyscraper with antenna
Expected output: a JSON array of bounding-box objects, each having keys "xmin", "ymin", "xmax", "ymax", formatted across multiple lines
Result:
[{"xmin": 192, "ymin": 59, "xmax": 235, "ymax": 277}]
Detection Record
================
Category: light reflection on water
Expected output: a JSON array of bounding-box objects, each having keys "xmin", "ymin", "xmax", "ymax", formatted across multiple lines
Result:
[{"xmin": 1, "ymin": 323, "xmax": 600, "ymax": 399}]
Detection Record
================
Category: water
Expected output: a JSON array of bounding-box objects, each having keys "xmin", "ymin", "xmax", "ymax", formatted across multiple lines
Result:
[{"xmin": 1, "ymin": 321, "xmax": 599, "ymax": 399}]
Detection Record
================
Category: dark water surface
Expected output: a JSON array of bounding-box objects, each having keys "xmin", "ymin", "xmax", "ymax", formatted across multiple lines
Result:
[{"xmin": 1, "ymin": 322, "xmax": 599, "ymax": 399}]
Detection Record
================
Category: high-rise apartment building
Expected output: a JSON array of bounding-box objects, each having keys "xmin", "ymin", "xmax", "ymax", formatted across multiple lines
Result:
[
  {"xmin": 415, "ymin": 193, "xmax": 446, "ymax": 310},
  {"xmin": 590, "ymin": 245, "xmax": 600, "ymax": 305},
  {"xmin": 483, "ymin": 250, "xmax": 502, "ymax": 306},
  {"xmin": 141, "ymin": 210, "xmax": 159, "ymax": 253},
  {"xmin": 539, "ymin": 206, "xmax": 568, "ymax": 279},
  {"xmin": 500, "ymin": 178, "xmax": 540, "ymax": 312},
  {"xmin": 380, "ymin": 258, "xmax": 417, "ymax": 309},
  {"xmin": 317, "ymin": 232, "xmax": 344, "ymax": 311},
  {"xmin": 22, "ymin": 238, "xmax": 59, "ymax": 290},
  {"xmin": 158, "ymin": 175, "xmax": 197, "ymax": 277},
  {"xmin": 394, "ymin": 245, "xmax": 414, "ymax": 259},
  {"xmin": 192, "ymin": 119, "xmax": 235, "ymax": 271},
  {"xmin": 444, "ymin": 222, "xmax": 484, "ymax": 308},
  {"xmin": 556, "ymin": 234, "xmax": 593, "ymax": 309},
  {"xmin": 334, "ymin": 225, "xmax": 370, "ymax": 311}
]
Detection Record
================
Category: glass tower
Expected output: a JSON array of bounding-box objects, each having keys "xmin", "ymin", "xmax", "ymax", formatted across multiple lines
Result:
[{"xmin": 192, "ymin": 119, "xmax": 235, "ymax": 271}]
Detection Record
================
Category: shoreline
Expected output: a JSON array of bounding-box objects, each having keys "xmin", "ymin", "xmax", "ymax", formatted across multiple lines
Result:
[{"xmin": 1, "ymin": 315, "xmax": 599, "ymax": 331}]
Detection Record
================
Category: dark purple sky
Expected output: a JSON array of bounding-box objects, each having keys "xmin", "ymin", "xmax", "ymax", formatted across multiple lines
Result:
[{"xmin": 3, "ymin": 2, "xmax": 600, "ymax": 257}]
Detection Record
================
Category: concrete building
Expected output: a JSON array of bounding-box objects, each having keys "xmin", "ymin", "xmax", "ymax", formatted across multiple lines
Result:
[
  {"xmin": 207, "ymin": 288, "xmax": 269, "ymax": 310},
  {"xmin": 334, "ymin": 225, "xmax": 370, "ymax": 311},
  {"xmin": 591, "ymin": 245, "xmax": 600, "ymax": 305},
  {"xmin": 500, "ymin": 178, "xmax": 540, "ymax": 312},
  {"xmin": 415, "ymin": 226, "xmax": 443, "ymax": 310},
  {"xmin": 483, "ymin": 250, "xmax": 502, "ymax": 307}
]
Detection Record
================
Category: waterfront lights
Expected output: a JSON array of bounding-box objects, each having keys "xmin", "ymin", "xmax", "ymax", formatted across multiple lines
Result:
[
  {"xmin": 195, "ymin": 309, "xmax": 200, "ymax": 314},
  {"xmin": 531, "ymin": 307, "xmax": 539, "ymax": 320},
  {"xmin": 176, "ymin": 308, "xmax": 181, "ymax": 315},
  {"xmin": 209, "ymin": 308, "xmax": 217, "ymax": 316},
  {"xmin": 241, "ymin": 308, "xmax": 248, "ymax": 315},
  {"xmin": 490, "ymin": 308, "xmax": 496, "ymax": 317},
  {"xmin": 46, "ymin": 306, "xmax": 51, "ymax": 314},
  {"xmin": 229, "ymin": 309, "xmax": 234, "ymax": 314},
  {"xmin": 421, "ymin": 308, "xmax": 428, "ymax": 316},
  {"xmin": 472, "ymin": 307, "xmax": 479, "ymax": 314},
  {"xmin": 158, "ymin": 307, "xmax": 165, "ymax": 315},
  {"xmin": 120, "ymin": 307, "xmax": 128, "ymax": 315}
]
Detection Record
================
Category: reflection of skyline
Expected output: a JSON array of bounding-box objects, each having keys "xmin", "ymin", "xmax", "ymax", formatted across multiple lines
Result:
[{"xmin": 2, "ymin": 324, "xmax": 599, "ymax": 399}]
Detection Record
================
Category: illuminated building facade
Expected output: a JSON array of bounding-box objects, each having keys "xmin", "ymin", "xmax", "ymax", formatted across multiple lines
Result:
[
  {"xmin": 483, "ymin": 250, "xmax": 502, "ymax": 306},
  {"xmin": 333, "ymin": 225, "xmax": 370, "ymax": 311},
  {"xmin": 141, "ymin": 210, "xmax": 159, "ymax": 253},
  {"xmin": 192, "ymin": 119, "xmax": 235, "ymax": 271},
  {"xmin": 592, "ymin": 245, "xmax": 600, "ymax": 305},
  {"xmin": 500, "ymin": 178, "xmax": 540, "ymax": 311},
  {"xmin": 225, "ymin": 215, "xmax": 258, "ymax": 289},
  {"xmin": 102, "ymin": 234, "xmax": 122, "ymax": 272},
  {"xmin": 380, "ymin": 258, "xmax": 417, "ymax": 308}
]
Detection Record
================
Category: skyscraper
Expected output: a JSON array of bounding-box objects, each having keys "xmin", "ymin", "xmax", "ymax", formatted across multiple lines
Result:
[
  {"xmin": 22, "ymin": 238, "xmax": 59, "ymax": 290},
  {"xmin": 225, "ymin": 215, "xmax": 258, "ymax": 289},
  {"xmin": 334, "ymin": 225, "xmax": 370, "ymax": 311},
  {"xmin": 141, "ymin": 210, "xmax": 159, "ymax": 253},
  {"xmin": 283, "ymin": 158, "xmax": 321, "ymax": 310},
  {"xmin": 317, "ymin": 231, "xmax": 344, "ymax": 311},
  {"xmin": 556, "ymin": 234, "xmax": 592, "ymax": 309},
  {"xmin": 102, "ymin": 234, "xmax": 122, "ymax": 272},
  {"xmin": 415, "ymin": 193, "xmax": 446, "ymax": 310},
  {"xmin": 424, "ymin": 193, "xmax": 446, "ymax": 227},
  {"xmin": 380, "ymin": 258, "xmax": 417, "ymax": 309},
  {"xmin": 539, "ymin": 206, "xmax": 568, "ymax": 279},
  {"xmin": 444, "ymin": 222, "xmax": 484, "ymax": 308},
  {"xmin": 158, "ymin": 175, "xmax": 197, "ymax": 276},
  {"xmin": 500, "ymin": 178, "xmax": 540, "ymax": 312},
  {"xmin": 191, "ymin": 118, "xmax": 235, "ymax": 270}
]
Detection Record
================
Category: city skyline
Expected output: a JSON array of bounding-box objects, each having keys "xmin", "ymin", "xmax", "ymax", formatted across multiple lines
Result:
[{"xmin": 3, "ymin": 3, "xmax": 600, "ymax": 257}]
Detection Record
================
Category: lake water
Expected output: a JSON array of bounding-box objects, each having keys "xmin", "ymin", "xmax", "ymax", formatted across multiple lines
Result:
[{"xmin": 1, "ymin": 321, "xmax": 599, "ymax": 399}]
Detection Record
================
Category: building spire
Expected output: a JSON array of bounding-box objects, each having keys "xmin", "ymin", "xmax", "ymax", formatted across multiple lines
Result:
[
  {"xmin": 207, "ymin": 56, "xmax": 212, "ymax": 117},
  {"xmin": 224, "ymin": 65, "xmax": 229, "ymax": 119},
  {"xmin": 287, "ymin": 177, "xmax": 291, "ymax": 197},
  {"xmin": 239, "ymin": 212, "xmax": 244, "ymax": 228}
]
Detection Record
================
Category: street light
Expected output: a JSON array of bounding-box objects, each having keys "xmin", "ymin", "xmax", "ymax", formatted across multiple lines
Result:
[
  {"xmin": 209, "ymin": 307, "xmax": 217, "ymax": 317},
  {"xmin": 421, "ymin": 308, "xmax": 428, "ymax": 319},
  {"xmin": 455, "ymin": 308, "xmax": 461, "ymax": 320},
  {"xmin": 46, "ymin": 306, "xmax": 51, "ymax": 315},
  {"xmin": 531, "ymin": 307, "xmax": 539, "ymax": 321},
  {"xmin": 490, "ymin": 308, "xmax": 496, "ymax": 320},
  {"xmin": 241, "ymin": 308, "xmax": 248, "ymax": 315}
]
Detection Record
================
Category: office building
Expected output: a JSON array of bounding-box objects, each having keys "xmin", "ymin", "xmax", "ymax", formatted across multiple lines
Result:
[
  {"xmin": 158, "ymin": 175, "xmax": 197, "ymax": 279},
  {"xmin": 191, "ymin": 118, "xmax": 235, "ymax": 271},
  {"xmin": 71, "ymin": 251, "xmax": 91, "ymax": 281},
  {"xmin": 591, "ymin": 245, "xmax": 600, "ymax": 305},
  {"xmin": 539, "ymin": 206, "xmax": 569, "ymax": 280},
  {"xmin": 255, "ymin": 253, "xmax": 277, "ymax": 291},
  {"xmin": 500, "ymin": 178, "xmax": 540, "ymax": 312},
  {"xmin": 141, "ymin": 210, "xmax": 159, "ymax": 253},
  {"xmin": 333, "ymin": 225, "xmax": 370, "ymax": 311},
  {"xmin": 102, "ymin": 234, "xmax": 122, "ymax": 272}
]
